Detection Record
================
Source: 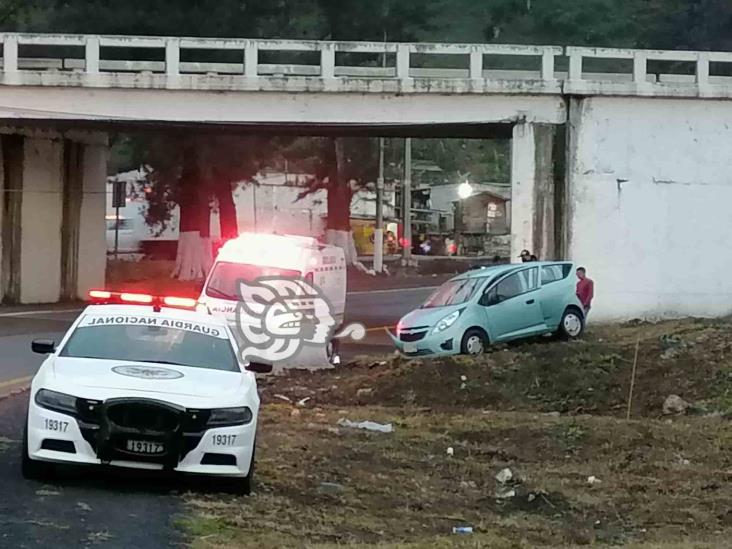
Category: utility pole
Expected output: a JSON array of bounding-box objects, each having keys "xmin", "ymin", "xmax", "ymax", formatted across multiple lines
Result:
[
  {"xmin": 373, "ymin": 35, "xmax": 388, "ymax": 274},
  {"xmin": 402, "ymin": 137, "xmax": 412, "ymax": 265},
  {"xmin": 374, "ymin": 137, "xmax": 385, "ymax": 273}
]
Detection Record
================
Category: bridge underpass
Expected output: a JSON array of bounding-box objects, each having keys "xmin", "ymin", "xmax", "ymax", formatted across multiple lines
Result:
[
  {"xmin": 3, "ymin": 33, "xmax": 732, "ymax": 318},
  {"xmin": 0, "ymin": 117, "xmax": 560, "ymax": 306}
]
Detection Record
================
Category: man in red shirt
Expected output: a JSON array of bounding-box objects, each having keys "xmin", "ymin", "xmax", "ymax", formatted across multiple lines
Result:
[{"xmin": 576, "ymin": 267, "xmax": 594, "ymax": 317}]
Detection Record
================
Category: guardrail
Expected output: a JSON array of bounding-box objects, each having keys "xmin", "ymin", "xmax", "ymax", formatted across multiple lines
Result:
[{"xmin": 1, "ymin": 33, "xmax": 732, "ymax": 97}]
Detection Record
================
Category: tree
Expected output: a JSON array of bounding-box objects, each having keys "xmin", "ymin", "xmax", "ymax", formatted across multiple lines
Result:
[
  {"xmin": 133, "ymin": 134, "xmax": 272, "ymax": 280},
  {"xmin": 286, "ymin": 0, "xmax": 438, "ymax": 271}
]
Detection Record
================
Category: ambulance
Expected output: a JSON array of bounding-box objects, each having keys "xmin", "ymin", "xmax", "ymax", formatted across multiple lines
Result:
[{"xmin": 196, "ymin": 233, "xmax": 347, "ymax": 365}]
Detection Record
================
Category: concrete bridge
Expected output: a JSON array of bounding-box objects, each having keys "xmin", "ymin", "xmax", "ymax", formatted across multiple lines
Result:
[{"xmin": 2, "ymin": 33, "xmax": 732, "ymax": 319}]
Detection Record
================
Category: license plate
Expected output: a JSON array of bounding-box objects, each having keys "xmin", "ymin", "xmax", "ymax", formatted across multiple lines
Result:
[
  {"xmin": 403, "ymin": 343, "xmax": 418, "ymax": 354},
  {"xmin": 125, "ymin": 440, "xmax": 164, "ymax": 454}
]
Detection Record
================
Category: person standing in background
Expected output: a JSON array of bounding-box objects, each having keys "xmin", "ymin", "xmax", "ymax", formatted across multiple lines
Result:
[
  {"xmin": 519, "ymin": 249, "xmax": 538, "ymax": 262},
  {"xmin": 576, "ymin": 267, "xmax": 594, "ymax": 318}
]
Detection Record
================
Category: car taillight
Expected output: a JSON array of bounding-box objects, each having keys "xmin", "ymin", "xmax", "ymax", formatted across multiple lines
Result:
[{"xmin": 163, "ymin": 296, "xmax": 197, "ymax": 309}]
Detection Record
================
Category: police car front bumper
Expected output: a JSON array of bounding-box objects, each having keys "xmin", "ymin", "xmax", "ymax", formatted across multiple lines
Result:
[{"xmin": 27, "ymin": 395, "xmax": 256, "ymax": 477}]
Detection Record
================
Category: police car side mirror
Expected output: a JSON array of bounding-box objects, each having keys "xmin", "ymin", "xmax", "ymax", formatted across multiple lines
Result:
[
  {"xmin": 32, "ymin": 339, "xmax": 56, "ymax": 354},
  {"xmin": 245, "ymin": 362, "xmax": 273, "ymax": 374}
]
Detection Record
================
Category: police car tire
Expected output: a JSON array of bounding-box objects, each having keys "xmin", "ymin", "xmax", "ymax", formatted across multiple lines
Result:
[
  {"xmin": 21, "ymin": 419, "xmax": 52, "ymax": 481},
  {"xmin": 236, "ymin": 442, "xmax": 256, "ymax": 496}
]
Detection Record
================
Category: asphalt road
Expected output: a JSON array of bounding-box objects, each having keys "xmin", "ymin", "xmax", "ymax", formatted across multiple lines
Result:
[
  {"xmin": 0, "ymin": 286, "xmax": 433, "ymax": 548},
  {"xmin": 0, "ymin": 286, "xmax": 433, "ymax": 391}
]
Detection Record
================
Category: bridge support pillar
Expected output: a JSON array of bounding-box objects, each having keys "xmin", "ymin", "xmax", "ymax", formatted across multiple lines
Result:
[
  {"xmin": 510, "ymin": 122, "xmax": 557, "ymax": 261},
  {"xmin": 0, "ymin": 131, "xmax": 107, "ymax": 304}
]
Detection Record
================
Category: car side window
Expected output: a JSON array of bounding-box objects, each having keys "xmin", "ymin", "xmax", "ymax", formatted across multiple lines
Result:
[
  {"xmin": 494, "ymin": 272, "xmax": 526, "ymax": 302},
  {"xmin": 541, "ymin": 265, "xmax": 564, "ymax": 285},
  {"xmin": 523, "ymin": 267, "xmax": 539, "ymax": 291}
]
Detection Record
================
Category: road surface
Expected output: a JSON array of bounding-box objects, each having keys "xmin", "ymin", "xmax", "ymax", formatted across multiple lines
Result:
[
  {"xmin": 0, "ymin": 286, "xmax": 433, "ymax": 393},
  {"xmin": 0, "ymin": 285, "xmax": 433, "ymax": 547}
]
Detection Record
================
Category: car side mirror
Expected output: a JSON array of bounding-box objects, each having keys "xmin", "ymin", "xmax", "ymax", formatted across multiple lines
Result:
[
  {"xmin": 245, "ymin": 361, "xmax": 273, "ymax": 374},
  {"xmin": 32, "ymin": 339, "xmax": 56, "ymax": 354}
]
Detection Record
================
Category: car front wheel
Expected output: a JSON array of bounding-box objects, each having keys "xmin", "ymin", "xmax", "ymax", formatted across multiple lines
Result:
[
  {"xmin": 559, "ymin": 309, "xmax": 584, "ymax": 339},
  {"xmin": 235, "ymin": 443, "xmax": 255, "ymax": 496},
  {"xmin": 460, "ymin": 328, "xmax": 487, "ymax": 356}
]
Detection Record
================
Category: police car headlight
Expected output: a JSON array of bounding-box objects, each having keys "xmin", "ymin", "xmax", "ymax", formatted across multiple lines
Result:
[
  {"xmin": 207, "ymin": 407, "xmax": 253, "ymax": 427},
  {"xmin": 431, "ymin": 310, "xmax": 461, "ymax": 334},
  {"xmin": 35, "ymin": 389, "xmax": 78, "ymax": 415}
]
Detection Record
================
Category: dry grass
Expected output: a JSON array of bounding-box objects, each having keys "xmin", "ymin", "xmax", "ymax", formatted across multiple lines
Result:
[
  {"xmin": 173, "ymin": 318, "xmax": 732, "ymax": 547},
  {"xmin": 180, "ymin": 403, "xmax": 732, "ymax": 548}
]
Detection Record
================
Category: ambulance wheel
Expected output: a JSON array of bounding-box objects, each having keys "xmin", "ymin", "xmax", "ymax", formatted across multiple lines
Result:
[
  {"xmin": 21, "ymin": 421, "xmax": 52, "ymax": 481},
  {"xmin": 327, "ymin": 339, "xmax": 341, "ymax": 365}
]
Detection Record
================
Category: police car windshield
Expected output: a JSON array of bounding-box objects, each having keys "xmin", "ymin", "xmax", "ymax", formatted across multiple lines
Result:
[
  {"xmin": 60, "ymin": 316, "xmax": 239, "ymax": 372},
  {"xmin": 205, "ymin": 261, "xmax": 301, "ymax": 301}
]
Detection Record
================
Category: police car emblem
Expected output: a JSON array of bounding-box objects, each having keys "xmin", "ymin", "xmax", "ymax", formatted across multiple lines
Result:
[{"xmin": 112, "ymin": 365, "xmax": 184, "ymax": 380}]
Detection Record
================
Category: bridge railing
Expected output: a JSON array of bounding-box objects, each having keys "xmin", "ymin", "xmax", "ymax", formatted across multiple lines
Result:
[
  {"xmin": 0, "ymin": 34, "xmax": 561, "ymax": 79},
  {"xmin": 1, "ymin": 33, "xmax": 732, "ymax": 96}
]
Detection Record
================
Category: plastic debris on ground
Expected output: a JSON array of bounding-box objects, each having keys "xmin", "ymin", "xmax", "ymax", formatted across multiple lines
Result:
[{"xmin": 337, "ymin": 418, "xmax": 394, "ymax": 433}]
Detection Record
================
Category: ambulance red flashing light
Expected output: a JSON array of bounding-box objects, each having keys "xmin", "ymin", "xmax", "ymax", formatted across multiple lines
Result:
[{"xmin": 88, "ymin": 290, "xmax": 197, "ymax": 310}]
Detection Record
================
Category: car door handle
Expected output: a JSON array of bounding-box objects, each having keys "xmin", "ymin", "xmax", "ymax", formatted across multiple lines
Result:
[{"xmin": 526, "ymin": 299, "xmax": 535, "ymax": 305}]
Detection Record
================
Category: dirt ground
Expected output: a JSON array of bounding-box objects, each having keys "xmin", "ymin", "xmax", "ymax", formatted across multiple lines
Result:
[{"xmin": 179, "ymin": 318, "xmax": 732, "ymax": 548}]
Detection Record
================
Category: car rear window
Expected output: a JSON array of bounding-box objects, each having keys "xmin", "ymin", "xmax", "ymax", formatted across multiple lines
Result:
[
  {"xmin": 541, "ymin": 264, "xmax": 572, "ymax": 285},
  {"xmin": 60, "ymin": 316, "xmax": 239, "ymax": 372}
]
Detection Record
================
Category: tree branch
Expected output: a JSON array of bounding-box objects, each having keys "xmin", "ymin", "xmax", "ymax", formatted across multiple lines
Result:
[{"xmin": 294, "ymin": 175, "xmax": 329, "ymax": 201}]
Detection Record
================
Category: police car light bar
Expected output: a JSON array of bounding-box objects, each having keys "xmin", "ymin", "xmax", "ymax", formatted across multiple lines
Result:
[{"xmin": 88, "ymin": 290, "xmax": 197, "ymax": 310}]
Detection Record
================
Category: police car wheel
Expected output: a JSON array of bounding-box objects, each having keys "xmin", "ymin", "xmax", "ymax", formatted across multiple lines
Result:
[
  {"xmin": 235, "ymin": 443, "xmax": 255, "ymax": 496},
  {"xmin": 21, "ymin": 419, "xmax": 52, "ymax": 481}
]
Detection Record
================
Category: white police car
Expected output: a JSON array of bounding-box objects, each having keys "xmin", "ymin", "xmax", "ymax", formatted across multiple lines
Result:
[{"xmin": 22, "ymin": 290, "xmax": 271, "ymax": 494}]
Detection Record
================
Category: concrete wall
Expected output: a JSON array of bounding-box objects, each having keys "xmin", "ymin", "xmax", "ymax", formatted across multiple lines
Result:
[
  {"xmin": 567, "ymin": 97, "xmax": 732, "ymax": 320},
  {"xmin": 20, "ymin": 138, "xmax": 63, "ymax": 303},
  {"xmin": 510, "ymin": 123, "xmax": 556, "ymax": 261},
  {"xmin": 0, "ymin": 132, "xmax": 107, "ymax": 304},
  {"xmin": 77, "ymin": 144, "xmax": 107, "ymax": 299}
]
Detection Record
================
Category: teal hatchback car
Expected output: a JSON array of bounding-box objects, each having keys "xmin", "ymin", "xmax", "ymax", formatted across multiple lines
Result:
[{"xmin": 390, "ymin": 262, "xmax": 585, "ymax": 357}]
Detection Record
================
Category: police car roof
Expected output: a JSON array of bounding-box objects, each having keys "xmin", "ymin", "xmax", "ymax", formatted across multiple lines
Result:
[{"xmin": 81, "ymin": 304, "xmax": 228, "ymax": 325}]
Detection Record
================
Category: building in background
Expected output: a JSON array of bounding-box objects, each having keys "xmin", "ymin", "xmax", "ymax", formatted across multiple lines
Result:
[{"xmin": 106, "ymin": 169, "xmax": 398, "ymax": 257}]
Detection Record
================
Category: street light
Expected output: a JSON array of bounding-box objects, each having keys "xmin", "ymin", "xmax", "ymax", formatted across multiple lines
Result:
[{"xmin": 458, "ymin": 181, "xmax": 473, "ymax": 199}]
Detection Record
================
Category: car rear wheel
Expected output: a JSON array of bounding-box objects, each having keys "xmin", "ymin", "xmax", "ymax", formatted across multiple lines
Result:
[
  {"xmin": 21, "ymin": 420, "xmax": 53, "ymax": 481},
  {"xmin": 460, "ymin": 328, "xmax": 487, "ymax": 356},
  {"xmin": 559, "ymin": 309, "xmax": 584, "ymax": 339}
]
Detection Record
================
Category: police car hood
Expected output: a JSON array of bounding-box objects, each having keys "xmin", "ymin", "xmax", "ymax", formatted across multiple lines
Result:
[{"xmin": 50, "ymin": 357, "xmax": 250, "ymax": 399}]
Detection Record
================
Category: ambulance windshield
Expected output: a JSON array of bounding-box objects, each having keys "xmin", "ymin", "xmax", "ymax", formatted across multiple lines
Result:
[{"xmin": 205, "ymin": 261, "xmax": 301, "ymax": 301}]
